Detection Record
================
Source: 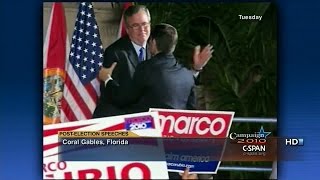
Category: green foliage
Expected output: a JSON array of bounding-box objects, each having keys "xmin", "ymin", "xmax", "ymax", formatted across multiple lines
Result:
[
  {"xmin": 142, "ymin": 2, "xmax": 276, "ymax": 116},
  {"xmin": 140, "ymin": 2, "xmax": 277, "ymax": 179}
]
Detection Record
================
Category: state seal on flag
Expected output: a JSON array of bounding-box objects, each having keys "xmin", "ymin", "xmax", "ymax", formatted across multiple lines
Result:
[{"xmin": 43, "ymin": 68, "xmax": 65, "ymax": 124}]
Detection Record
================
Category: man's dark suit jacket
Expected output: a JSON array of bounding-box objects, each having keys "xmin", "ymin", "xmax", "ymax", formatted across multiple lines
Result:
[
  {"xmin": 93, "ymin": 36, "xmax": 151, "ymax": 118},
  {"xmin": 105, "ymin": 52, "xmax": 196, "ymax": 113}
]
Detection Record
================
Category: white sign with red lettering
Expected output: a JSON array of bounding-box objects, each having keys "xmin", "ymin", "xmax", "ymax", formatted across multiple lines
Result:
[
  {"xmin": 149, "ymin": 108, "xmax": 235, "ymax": 174},
  {"xmin": 43, "ymin": 112, "xmax": 169, "ymax": 179}
]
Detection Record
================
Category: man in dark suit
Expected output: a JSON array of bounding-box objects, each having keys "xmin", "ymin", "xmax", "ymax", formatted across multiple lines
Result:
[
  {"xmin": 92, "ymin": 5, "xmax": 151, "ymax": 117},
  {"xmin": 93, "ymin": 5, "xmax": 213, "ymax": 118},
  {"xmin": 99, "ymin": 23, "xmax": 196, "ymax": 113},
  {"xmin": 99, "ymin": 22, "xmax": 200, "ymax": 180}
]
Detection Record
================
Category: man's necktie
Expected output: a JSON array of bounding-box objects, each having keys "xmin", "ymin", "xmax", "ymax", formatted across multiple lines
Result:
[{"xmin": 138, "ymin": 47, "xmax": 144, "ymax": 63}]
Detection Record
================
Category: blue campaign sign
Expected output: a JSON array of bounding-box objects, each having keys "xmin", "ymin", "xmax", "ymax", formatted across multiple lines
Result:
[
  {"xmin": 163, "ymin": 138, "xmax": 227, "ymax": 174},
  {"xmin": 167, "ymin": 161, "xmax": 220, "ymax": 174},
  {"xmin": 149, "ymin": 109, "xmax": 235, "ymax": 174},
  {"xmin": 124, "ymin": 115, "xmax": 155, "ymax": 130}
]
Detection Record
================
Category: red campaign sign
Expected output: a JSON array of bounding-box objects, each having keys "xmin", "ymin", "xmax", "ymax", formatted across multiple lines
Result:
[
  {"xmin": 43, "ymin": 112, "xmax": 169, "ymax": 179},
  {"xmin": 150, "ymin": 109, "xmax": 235, "ymax": 138},
  {"xmin": 43, "ymin": 161, "xmax": 152, "ymax": 179}
]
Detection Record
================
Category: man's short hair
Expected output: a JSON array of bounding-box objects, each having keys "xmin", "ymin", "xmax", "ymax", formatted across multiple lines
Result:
[
  {"xmin": 124, "ymin": 5, "xmax": 151, "ymax": 26},
  {"xmin": 149, "ymin": 23, "xmax": 178, "ymax": 54}
]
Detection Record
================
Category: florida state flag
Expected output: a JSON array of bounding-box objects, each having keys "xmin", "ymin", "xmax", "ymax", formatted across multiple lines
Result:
[
  {"xmin": 43, "ymin": 3, "xmax": 69, "ymax": 124},
  {"xmin": 117, "ymin": 2, "xmax": 134, "ymax": 38}
]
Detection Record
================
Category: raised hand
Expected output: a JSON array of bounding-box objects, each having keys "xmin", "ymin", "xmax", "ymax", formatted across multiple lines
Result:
[{"xmin": 192, "ymin": 44, "xmax": 214, "ymax": 71}]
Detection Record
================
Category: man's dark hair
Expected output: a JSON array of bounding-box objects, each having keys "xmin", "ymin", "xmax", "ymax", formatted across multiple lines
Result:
[
  {"xmin": 124, "ymin": 5, "xmax": 151, "ymax": 26},
  {"xmin": 149, "ymin": 23, "xmax": 178, "ymax": 54}
]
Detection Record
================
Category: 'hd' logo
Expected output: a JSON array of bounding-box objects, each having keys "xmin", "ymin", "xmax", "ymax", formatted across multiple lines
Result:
[{"xmin": 285, "ymin": 138, "xmax": 304, "ymax": 146}]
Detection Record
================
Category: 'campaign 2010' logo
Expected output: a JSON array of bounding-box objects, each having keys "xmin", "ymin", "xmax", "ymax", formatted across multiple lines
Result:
[
  {"xmin": 229, "ymin": 126, "xmax": 271, "ymax": 140},
  {"xmin": 124, "ymin": 115, "xmax": 155, "ymax": 131},
  {"xmin": 229, "ymin": 126, "xmax": 271, "ymax": 155}
]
